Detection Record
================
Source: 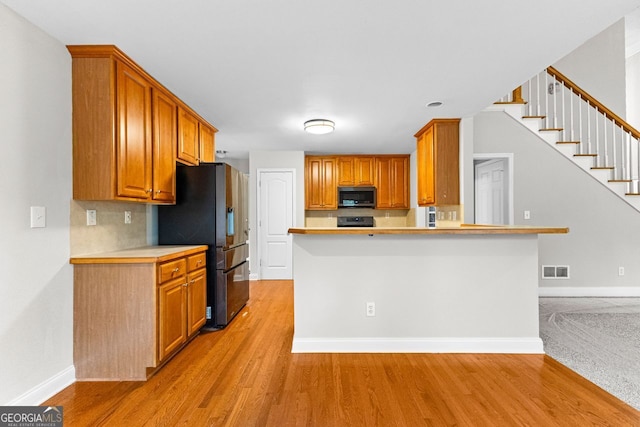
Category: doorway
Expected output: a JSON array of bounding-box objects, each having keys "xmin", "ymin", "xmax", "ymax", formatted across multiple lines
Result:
[
  {"xmin": 256, "ymin": 169, "xmax": 295, "ymax": 279},
  {"xmin": 474, "ymin": 154, "xmax": 513, "ymax": 225}
]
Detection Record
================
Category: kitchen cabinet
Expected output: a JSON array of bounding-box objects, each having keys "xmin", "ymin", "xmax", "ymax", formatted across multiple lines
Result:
[
  {"xmin": 157, "ymin": 252, "xmax": 207, "ymax": 361},
  {"xmin": 305, "ymin": 156, "xmax": 337, "ymax": 210},
  {"xmin": 337, "ymin": 156, "xmax": 375, "ymax": 186},
  {"xmin": 152, "ymin": 89, "xmax": 177, "ymax": 202},
  {"xmin": 199, "ymin": 123, "xmax": 217, "ymax": 163},
  {"xmin": 71, "ymin": 245, "xmax": 208, "ymax": 380},
  {"xmin": 415, "ymin": 119, "xmax": 460, "ymax": 206},
  {"xmin": 68, "ymin": 45, "xmax": 217, "ymax": 203},
  {"xmin": 375, "ymin": 156, "xmax": 410, "ymax": 209},
  {"xmin": 177, "ymin": 106, "xmax": 200, "ymax": 165}
]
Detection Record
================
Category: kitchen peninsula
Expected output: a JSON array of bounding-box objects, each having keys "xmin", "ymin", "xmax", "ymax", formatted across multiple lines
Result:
[{"xmin": 288, "ymin": 225, "xmax": 568, "ymax": 354}]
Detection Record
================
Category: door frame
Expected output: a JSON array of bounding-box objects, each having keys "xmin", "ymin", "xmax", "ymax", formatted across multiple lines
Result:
[
  {"xmin": 473, "ymin": 153, "xmax": 514, "ymax": 225},
  {"xmin": 256, "ymin": 168, "xmax": 296, "ymax": 280}
]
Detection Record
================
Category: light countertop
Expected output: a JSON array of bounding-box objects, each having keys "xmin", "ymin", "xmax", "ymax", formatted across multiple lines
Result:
[
  {"xmin": 70, "ymin": 245, "xmax": 208, "ymax": 264},
  {"xmin": 288, "ymin": 225, "xmax": 568, "ymax": 235}
]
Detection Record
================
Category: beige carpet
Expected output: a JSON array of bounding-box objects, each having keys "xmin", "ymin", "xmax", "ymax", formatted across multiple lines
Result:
[{"xmin": 539, "ymin": 297, "xmax": 640, "ymax": 410}]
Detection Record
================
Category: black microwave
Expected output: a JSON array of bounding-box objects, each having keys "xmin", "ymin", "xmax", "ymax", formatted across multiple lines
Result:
[{"xmin": 338, "ymin": 186, "xmax": 376, "ymax": 208}]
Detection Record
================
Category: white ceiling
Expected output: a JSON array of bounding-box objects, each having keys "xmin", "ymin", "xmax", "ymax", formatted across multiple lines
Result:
[{"xmin": 3, "ymin": 0, "xmax": 640, "ymax": 158}]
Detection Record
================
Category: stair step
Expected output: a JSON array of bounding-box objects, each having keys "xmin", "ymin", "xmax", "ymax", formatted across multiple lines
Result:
[
  {"xmin": 556, "ymin": 141, "xmax": 580, "ymax": 145},
  {"xmin": 574, "ymin": 153, "xmax": 597, "ymax": 157},
  {"xmin": 609, "ymin": 179, "xmax": 632, "ymax": 183},
  {"xmin": 591, "ymin": 166, "xmax": 614, "ymax": 170},
  {"xmin": 540, "ymin": 128, "xmax": 563, "ymax": 132},
  {"xmin": 523, "ymin": 115, "xmax": 545, "ymax": 119},
  {"xmin": 494, "ymin": 101, "xmax": 527, "ymax": 105}
]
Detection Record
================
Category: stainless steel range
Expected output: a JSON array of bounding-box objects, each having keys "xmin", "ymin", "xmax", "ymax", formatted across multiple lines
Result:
[{"xmin": 337, "ymin": 216, "xmax": 375, "ymax": 227}]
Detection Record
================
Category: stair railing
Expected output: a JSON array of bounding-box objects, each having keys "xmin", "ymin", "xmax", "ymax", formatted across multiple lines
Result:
[{"xmin": 501, "ymin": 66, "xmax": 640, "ymax": 194}]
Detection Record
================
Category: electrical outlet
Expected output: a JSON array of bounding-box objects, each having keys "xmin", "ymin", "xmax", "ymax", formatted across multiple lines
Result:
[
  {"xmin": 30, "ymin": 206, "xmax": 46, "ymax": 228},
  {"xmin": 124, "ymin": 211, "xmax": 132, "ymax": 224},
  {"xmin": 524, "ymin": 210, "xmax": 531, "ymax": 220},
  {"xmin": 619, "ymin": 266, "xmax": 625, "ymax": 276},
  {"xmin": 86, "ymin": 209, "xmax": 97, "ymax": 226},
  {"xmin": 366, "ymin": 302, "xmax": 375, "ymax": 317}
]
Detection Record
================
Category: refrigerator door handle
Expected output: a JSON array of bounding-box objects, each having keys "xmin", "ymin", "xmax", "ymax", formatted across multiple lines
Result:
[{"xmin": 227, "ymin": 207, "xmax": 235, "ymax": 236}]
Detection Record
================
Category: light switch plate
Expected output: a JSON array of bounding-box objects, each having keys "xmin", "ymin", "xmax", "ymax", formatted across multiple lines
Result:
[{"xmin": 30, "ymin": 206, "xmax": 46, "ymax": 228}]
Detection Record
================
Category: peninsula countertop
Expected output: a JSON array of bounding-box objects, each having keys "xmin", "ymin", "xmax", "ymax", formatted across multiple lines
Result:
[
  {"xmin": 70, "ymin": 245, "xmax": 208, "ymax": 265},
  {"xmin": 288, "ymin": 224, "xmax": 569, "ymax": 235}
]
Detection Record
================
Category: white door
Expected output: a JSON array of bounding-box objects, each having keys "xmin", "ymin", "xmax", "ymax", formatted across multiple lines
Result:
[
  {"xmin": 258, "ymin": 170, "xmax": 294, "ymax": 279},
  {"xmin": 475, "ymin": 159, "xmax": 507, "ymax": 225}
]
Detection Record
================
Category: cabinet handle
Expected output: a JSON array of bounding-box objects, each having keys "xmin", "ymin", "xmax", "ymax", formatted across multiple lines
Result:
[
  {"xmin": 173, "ymin": 267, "xmax": 180, "ymax": 273},
  {"xmin": 190, "ymin": 280, "xmax": 195, "ymax": 285},
  {"xmin": 182, "ymin": 283, "xmax": 188, "ymax": 288},
  {"xmin": 156, "ymin": 190, "xmax": 161, "ymax": 194},
  {"xmin": 197, "ymin": 260, "xmax": 202, "ymax": 264},
  {"xmin": 147, "ymin": 189, "xmax": 153, "ymax": 193}
]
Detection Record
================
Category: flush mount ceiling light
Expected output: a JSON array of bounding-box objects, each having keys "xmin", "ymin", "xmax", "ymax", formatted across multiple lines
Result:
[
  {"xmin": 304, "ymin": 119, "xmax": 335, "ymax": 135},
  {"xmin": 426, "ymin": 101, "xmax": 443, "ymax": 108}
]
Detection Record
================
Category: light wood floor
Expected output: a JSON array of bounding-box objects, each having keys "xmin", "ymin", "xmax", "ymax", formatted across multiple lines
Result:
[{"xmin": 48, "ymin": 280, "xmax": 640, "ymax": 426}]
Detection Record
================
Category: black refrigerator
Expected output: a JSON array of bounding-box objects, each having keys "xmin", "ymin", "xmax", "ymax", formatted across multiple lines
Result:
[{"xmin": 158, "ymin": 163, "xmax": 249, "ymax": 329}]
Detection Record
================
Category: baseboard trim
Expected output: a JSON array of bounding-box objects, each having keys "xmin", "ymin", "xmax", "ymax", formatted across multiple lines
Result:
[
  {"xmin": 539, "ymin": 287, "xmax": 640, "ymax": 297},
  {"xmin": 6, "ymin": 365, "xmax": 75, "ymax": 406},
  {"xmin": 249, "ymin": 273, "xmax": 259, "ymax": 281},
  {"xmin": 291, "ymin": 337, "xmax": 544, "ymax": 354}
]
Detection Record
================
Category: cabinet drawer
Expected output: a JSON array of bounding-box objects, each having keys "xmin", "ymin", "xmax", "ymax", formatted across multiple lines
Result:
[
  {"xmin": 159, "ymin": 258, "xmax": 187, "ymax": 283},
  {"xmin": 187, "ymin": 252, "xmax": 206, "ymax": 272}
]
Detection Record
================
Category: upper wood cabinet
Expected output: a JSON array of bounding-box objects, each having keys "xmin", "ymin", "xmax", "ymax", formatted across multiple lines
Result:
[
  {"xmin": 199, "ymin": 123, "xmax": 216, "ymax": 163},
  {"xmin": 375, "ymin": 156, "xmax": 410, "ymax": 209},
  {"xmin": 115, "ymin": 62, "xmax": 154, "ymax": 200},
  {"xmin": 415, "ymin": 119, "xmax": 460, "ymax": 206},
  {"xmin": 177, "ymin": 106, "xmax": 200, "ymax": 166},
  {"xmin": 68, "ymin": 45, "xmax": 216, "ymax": 203},
  {"xmin": 337, "ymin": 156, "xmax": 375, "ymax": 186},
  {"xmin": 152, "ymin": 89, "xmax": 177, "ymax": 203},
  {"xmin": 305, "ymin": 156, "xmax": 337, "ymax": 210}
]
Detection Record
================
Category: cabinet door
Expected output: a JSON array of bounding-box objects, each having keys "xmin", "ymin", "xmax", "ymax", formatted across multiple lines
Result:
[
  {"xmin": 116, "ymin": 62, "xmax": 153, "ymax": 200},
  {"xmin": 390, "ymin": 157, "xmax": 409, "ymax": 209},
  {"xmin": 187, "ymin": 268, "xmax": 207, "ymax": 337},
  {"xmin": 199, "ymin": 123, "xmax": 216, "ymax": 163},
  {"xmin": 152, "ymin": 89, "xmax": 177, "ymax": 203},
  {"xmin": 375, "ymin": 157, "xmax": 393, "ymax": 208},
  {"xmin": 305, "ymin": 157, "xmax": 337, "ymax": 210},
  {"xmin": 355, "ymin": 157, "xmax": 375, "ymax": 185},
  {"xmin": 417, "ymin": 128, "xmax": 435, "ymax": 206},
  {"xmin": 177, "ymin": 106, "xmax": 200, "ymax": 165},
  {"xmin": 158, "ymin": 277, "xmax": 187, "ymax": 361},
  {"xmin": 337, "ymin": 157, "xmax": 355, "ymax": 186}
]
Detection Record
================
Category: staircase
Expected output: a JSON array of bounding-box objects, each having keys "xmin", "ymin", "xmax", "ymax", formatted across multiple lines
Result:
[{"xmin": 489, "ymin": 66, "xmax": 640, "ymax": 212}]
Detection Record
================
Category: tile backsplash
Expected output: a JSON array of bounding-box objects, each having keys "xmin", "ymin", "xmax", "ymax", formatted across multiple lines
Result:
[
  {"xmin": 70, "ymin": 200, "xmax": 148, "ymax": 256},
  {"xmin": 305, "ymin": 208, "xmax": 411, "ymax": 227}
]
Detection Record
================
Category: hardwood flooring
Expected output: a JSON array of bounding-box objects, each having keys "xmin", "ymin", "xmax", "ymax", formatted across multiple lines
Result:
[{"xmin": 47, "ymin": 280, "xmax": 640, "ymax": 426}]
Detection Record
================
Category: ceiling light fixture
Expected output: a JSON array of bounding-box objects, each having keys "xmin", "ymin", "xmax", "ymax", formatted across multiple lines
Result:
[
  {"xmin": 426, "ymin": 101, "xmax": 443, "ymax": 108},
  {"xmin": 304, "ymin": 119, "xmax": 335, "ymax": 135}
]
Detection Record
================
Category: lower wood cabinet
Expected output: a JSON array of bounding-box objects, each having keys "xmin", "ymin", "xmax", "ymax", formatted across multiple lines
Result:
[{"xmin": 72, "ymin": 246, "xmax": 207, "ymax": 381}]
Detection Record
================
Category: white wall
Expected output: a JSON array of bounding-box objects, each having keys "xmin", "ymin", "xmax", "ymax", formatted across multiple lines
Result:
[
  {"xmin": 626, "ymin": 51, "xmax": 640, "ymax": 129},
  {"xmin": 553, "ymin": 19, "xmax": 627, "ymax": 118},
  {"xmin": 472, "ymin": 111, "xmax": 640, "ymax": 292},
  {"xmin": 248, "ymin": 151, "xmax": 305, "ymax": 278},
  {"xmin": 0, "ymin": 4, "xmax": 74, "ymax": 404}
]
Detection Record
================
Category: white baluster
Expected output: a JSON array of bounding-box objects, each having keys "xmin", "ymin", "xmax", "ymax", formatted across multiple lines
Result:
[
  {"xmin": 552, "ymin": 76, "xmax": 558, "ymax": 129},
  {"xmin": 545, "ymin": 72, "xmax": 549, "ymax": 127},
  {"xmin": 578, "ymin": 94, "xmax": 583, "ymax": 154},
  {"xmin": 587, "ymin": 102, "xmax": 592, "ymax": 155},
  {"xmin": 536, "ymin": 72, "xmax": 541, "ymax": 117},
  {"xmin": 595, "ymin": 107, "xmax": 600, "ymax": 166},
  {"xmin": 527, "ymin": 78, "xmax": 532, "ymax": 116},
  {"xmin": 570, "ymin": 88, "xmax": 574, "ymax": 142},
  {"xmin": 603, "ymin": 117, "xmax": 608, "ymax": 168},
  {"xmin": 561, "ymin": 83, "xmax": 566, "ymax": 140}
]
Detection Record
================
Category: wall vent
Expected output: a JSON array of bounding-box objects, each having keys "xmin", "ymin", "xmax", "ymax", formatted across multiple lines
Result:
[{"xmin": 542, "ymin": 265, "xmax": 570, "ymax": 279}]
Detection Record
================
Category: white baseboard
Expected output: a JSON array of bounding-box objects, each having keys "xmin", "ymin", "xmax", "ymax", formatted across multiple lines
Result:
[
  {"xmin": 6, "ymin": 365, "xmax": 75, "ymax": 406},
  {"xmin": 249, "ymin": 273, "xmax": 259, "ymax": 281},
  {"xmin": 539, "ymin": 287, "xmax": 640, "ymax": 297},
  {"xmin": 291, "ymin": 337, "xmax": 543, "ymax": 354}
]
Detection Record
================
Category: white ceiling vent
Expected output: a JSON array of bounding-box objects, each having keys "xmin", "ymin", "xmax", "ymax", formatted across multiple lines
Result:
[{"xmin": 542, "ymin": 265, "xmax": 570, "ymax": 279}]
